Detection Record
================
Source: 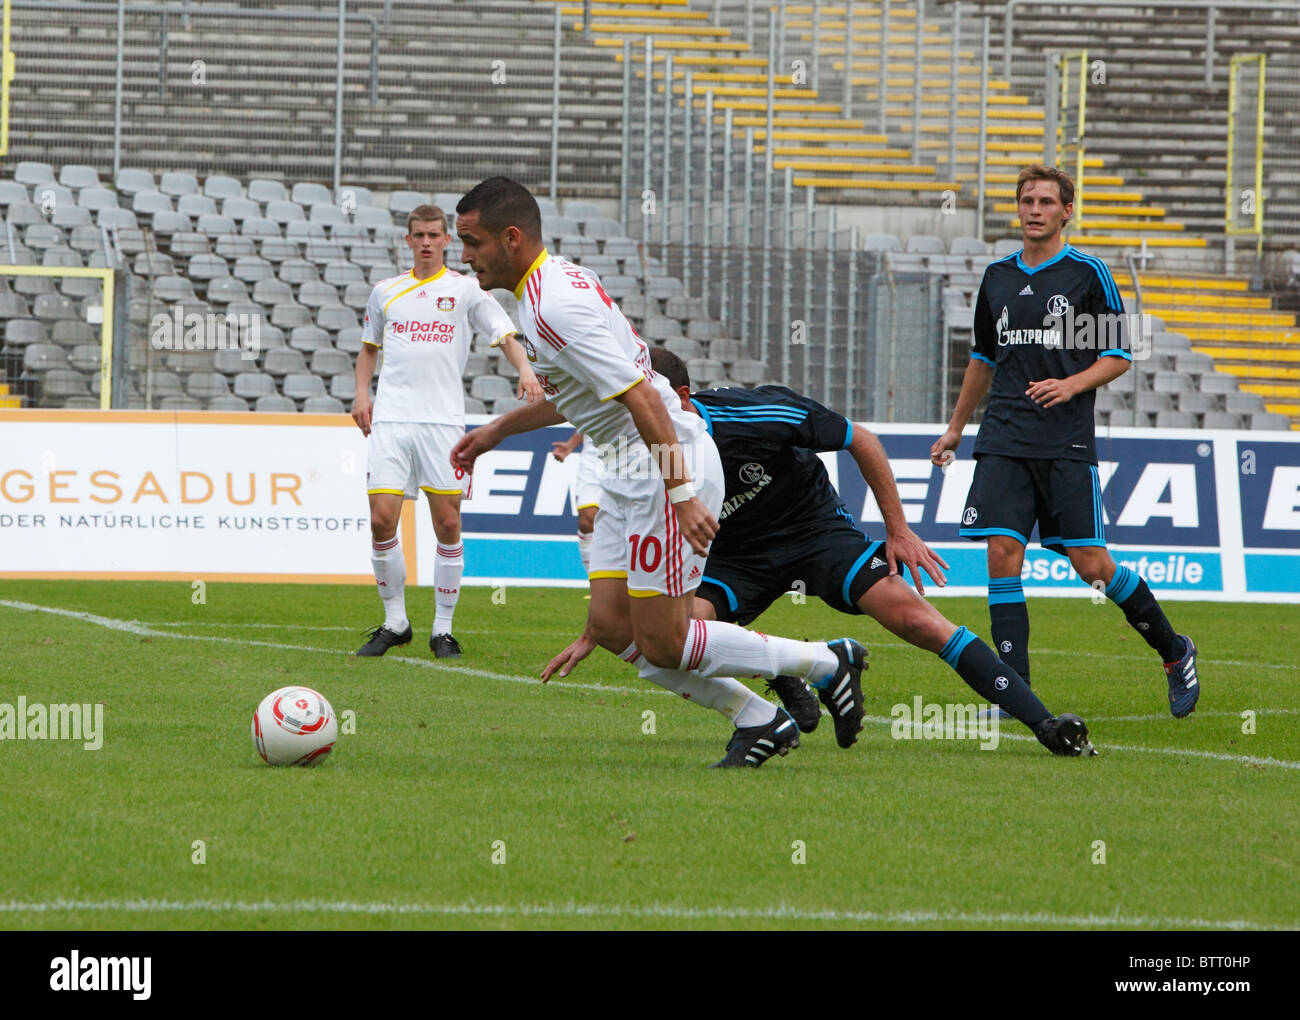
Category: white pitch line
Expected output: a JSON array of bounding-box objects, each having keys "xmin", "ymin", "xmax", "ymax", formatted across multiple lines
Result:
[
  {"xmin": 0, "ymin": 898, "xmax": 1286, "ymax": 930},
  {"xmin": 4, "ymin": 599, "xmax": 1299, "ymax": 771},
  {"xmin": 110, "ymin": 620, "xmax": 1300, "ymax": 674},
  {"xmin": 1091, "ymin": 708, "xmax": 1300, "ymax": 722}
]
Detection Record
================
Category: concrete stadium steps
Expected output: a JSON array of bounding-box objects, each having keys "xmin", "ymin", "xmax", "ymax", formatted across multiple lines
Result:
[
  {"xmin": 953, "ymin": 1, "xmax": 1300, "ymax": 243},
  {"xmin": 10, "ymin": 1, "xmax": 628, "ymax": 194}
]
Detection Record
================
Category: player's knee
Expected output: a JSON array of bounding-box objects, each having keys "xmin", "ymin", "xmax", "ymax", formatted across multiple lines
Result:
[
  {"xmin": 369, "ymin": 512, "xmax": 398, "ymax": 542},
  {"xmin": 1071, "ymin": 553, "xmax": 1111, "ymax": 587},
  {"xmin": 434, "ymin": 516, "xmax": 460, "ymax": 542}
]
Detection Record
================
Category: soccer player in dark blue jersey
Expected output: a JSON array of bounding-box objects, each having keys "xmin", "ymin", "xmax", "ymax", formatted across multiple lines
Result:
[
  {"xmin": 931, "ymin": 164, "xmax": 1200, "ymax": 718},
  {"xmin": 544, "ymin": 348, "xmax": 1097, "ymax": 757}
]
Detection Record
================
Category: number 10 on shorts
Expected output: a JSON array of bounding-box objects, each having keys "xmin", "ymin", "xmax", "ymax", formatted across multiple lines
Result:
[{"xmin": 628, "ymin": 533, "xmax": 663, "ymax": 572}]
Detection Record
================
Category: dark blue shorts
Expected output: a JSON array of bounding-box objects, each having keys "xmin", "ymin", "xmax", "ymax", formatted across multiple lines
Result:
[
  {"xmin": 696, "ymin": 517, "xmax": 895, "ymax": 626},
  {"xmin": 959, "ymin": 454, "xmax": 1106, "ymax": 556}
]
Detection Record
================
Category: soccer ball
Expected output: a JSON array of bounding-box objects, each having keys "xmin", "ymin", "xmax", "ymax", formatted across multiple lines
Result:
[{"xmin": 251, "ymin": 686, "xmax": 338, "ymax": 766}]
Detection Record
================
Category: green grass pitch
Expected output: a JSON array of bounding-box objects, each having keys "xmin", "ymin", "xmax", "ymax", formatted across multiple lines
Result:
[{"xmin": 0, "ymin": 580, "xmax": 1296, "ymax": 931}]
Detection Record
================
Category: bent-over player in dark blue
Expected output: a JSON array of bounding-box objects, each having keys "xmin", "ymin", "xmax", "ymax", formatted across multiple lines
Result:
[
  {"xmin": 545, "ymin": 347, "xmax": 1097, "ymax": 757},
  {"xmin": 932, "ymin": 164, "xmax": 1199, "ymax": 718}
]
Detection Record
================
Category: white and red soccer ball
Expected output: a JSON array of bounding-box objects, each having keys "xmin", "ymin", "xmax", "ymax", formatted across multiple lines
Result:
[{"xmin": 251, "ymin": 686, "xmax": 338, "ymax": 766}]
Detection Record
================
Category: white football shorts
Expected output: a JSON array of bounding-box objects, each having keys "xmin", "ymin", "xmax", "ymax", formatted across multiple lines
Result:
[
  {"xmin": 587, "ymin": 433, "xmax": 724, "ymax": 596},
  {"xmin": 366, "ymin": 421, "xmax": 471, "ymax": 499}
]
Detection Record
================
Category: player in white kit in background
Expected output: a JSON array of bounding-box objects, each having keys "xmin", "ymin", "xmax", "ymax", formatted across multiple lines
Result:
[
  {"xmin": 352, "ymin": 203, "xmax": 541, "ymax": 659},
  {"xmin": 450, "ymin": 177, "xmax": 868, "ymax": 768},
  {"xmin": 550, "ymin": 430, "xmax": 602, "ymax": 573}
]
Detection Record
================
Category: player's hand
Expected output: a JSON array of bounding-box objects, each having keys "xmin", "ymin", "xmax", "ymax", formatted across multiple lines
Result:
[
  {"xmin": 929, "ymin": 429, "xmax": 961, "ymax": 467},
  {"xmin": 885, "ymin": 525, "xmax": 950, "ymax": 596},
  {"xmin": 352, "ymin": 393, "xmax": 373, "ymax": 437},
  {"xmin": 519, "ymin": 375, "xmax": 544, "ymax": 403},
  {"xmin": 1026, "ymin": 377, "xmax": 1078, "ymax": 408},
  {"xmin": 672, "ymin": 497, "xmax": 717, "ymax": 557},
  {"xmin": 541, "ymin": 631, "xmax": 597, "ymax": 681},
  {"xmin": 450, "ymin": 424, "xmax": 498, "ymax": 474},
  {"xmin": 551, "ymin": 441, "xmax": 573, "ymax": 462}
]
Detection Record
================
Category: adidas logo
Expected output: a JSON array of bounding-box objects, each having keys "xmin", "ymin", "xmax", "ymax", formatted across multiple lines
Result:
[
  {"xmin": 870, "ymin": 556, "xmax": 886, "ymax": 570},
  {"xmin": 1019, "ymin": 284, "xmax": 1033, "ymax": 295},
  {"xmin": 688, "ymin": 565, "xmax": 701, "ymax": 580},
  {"xmin": 417, "ymin": 290, "xmax": 427, "ymax": 298}
]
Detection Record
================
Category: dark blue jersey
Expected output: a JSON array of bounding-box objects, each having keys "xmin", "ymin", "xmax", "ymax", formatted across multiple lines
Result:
[
  {"xmin": 690, "ymin": 385, "xmax": 856, "ymax": 559},
  {"xmin": 972, "ymin": 244, "xmax": 1131, "ymax": 464}
]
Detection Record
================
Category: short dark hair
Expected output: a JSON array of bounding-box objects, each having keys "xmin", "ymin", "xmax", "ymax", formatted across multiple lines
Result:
[
  {"xmin": 407, "ymin": 204, "xmax": 448, "ymax": 234},
  {"xmin": 456, "ymin": 176, "xmax": 542, "ymax": 239},
  {"xmin": 649, "ymin": 346, "xmax": 690, "ymax": 391},
  {"xmin": 1015, "ymin": 164, "xmax": 1075, "ymax": 206}
]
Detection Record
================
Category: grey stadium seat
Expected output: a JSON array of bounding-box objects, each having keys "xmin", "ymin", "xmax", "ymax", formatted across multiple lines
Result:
[
  {"xmin": 76, "ymin": 187, "xmax": 118, "ymax": 211},
  {"xmin": 292, "ymin": 182, "xmax": 332, "ymax": 206},
  {"xmin": 470, "ymin": 375, "xmax": 513, "ymax": 401},
  {"xmin": 278, "ymin": 259, "xmax": 320, "ymax": 285},
  {"xmin": 286, "ymin": 221, "xmax": 328, "ymax": 242},
  {"xmin": 233, "ymin": 255, "xmax": 275, "ymax": 283},
  {"xmin": 335, "ymin": 327, "xmax": 364, "ymax": 354},
  {"xmin": 207, "ymin": 277, "xmax": 250, "ymax": 304},
  {"xmin": 317, "ymin": 305, "xmax": 358, "ymax": 331},
  {"xmin": 298, "ymin": 281, "xmax": 340, "ymax": 308},
  {"xmin": 950, "ymin": 236, "xmax": 989, "ymax": 255},
  {"xmin": 322, "ymin": 261, "xmax": 364, "ymax": 287},
  {"xmin": 255, "ymin": 394, "xmax": 297, "ymax": 412},
  {"xmin": 564, "ymin": 199, "xmax": 603, "ymax": 221},
  {"xmin": 211, "ymin": 228, "xmax": 251, "ymax": 253},
  {"xmin": 159, "ymin": 172, "xmax": 199, "ymax": 196},
  {"xmin": 388, "ymin": 191, "xmax": 429, "ymax": 217},
  {"xmin": 1203, "ymin": 411, "xmax": 1244, "ymax": 430},
  {"xmin": 221, "ymin": 196, "xmax": 260, "ymax": 222},
  {"xmin": 1224, "ymin": 392, "xmax": 1265, "ymax": 415},
  {"xmin": 282, "ymin": 373, "xmax": 325, "ymax": 400},
  {"xmin": 151, "ymin": 211, "xmax": 192, "ymax": 235},
  {"xmin": 99, "ymin": 208, "xmax": 139, "ymax": 230},
  {"xmin": 14, "ymin": 161, "xmax": 54, "ymax": 186},
  {"xmin": 289, "ymin": 325, "xmax": 332, "ymax": 352},
  {"xmin": 169, "ymin": 231, "xmax": 210, "ymax": 256},
  {"xmin": 59, "ymin": 164, "xmax": 100, "ymax": 189},
  {"xmin": 248, "ymin": 179, "xmax": 288, "ymax": 203},
  {"xmin": 177, "ymin": 194, "xmax": 217, "ymax": 218},
  {"xmin": 1252, "ymin": 412, "xmax": 1292, "ymax": 430},
  {"xmin": 863, "ymin": 233, "xmax": 902, "ymax": 252},
  {"xmin": 203, "ymin": 175, "xmax": 244, "ymax": 200},
  {"xmin": 1154, "ymin": 410, "xmax": 1196, "ymax": 428},
  {"xmin": 266, "ymin": 199, "xmax": 306, "ymax": 225},
  {"xmin": 582, "ymin": 218, "xmax": 624, "ymax": 240},
  {"xmin": 241, "ymin": 217, "xmax": 280, "ymax": 239},
  {"xmin": 1200, "ymin": 372, "xmax": 1240, "ymax": 394},
  {"xmin": 186, "ymin": 372, "xmax": 230, "ymax": 399},
  {"xmin": 686, "ymin": 358, "xmax": 725, "ymax": 386},
  {"xmin": 264, "ymin": 348, "xmax": 308, "ymax": 375},
  {"xmin": 1152, "ymin": 371, "xmax": 1192, "ymax": 394},
  {"xmin": 1177, "ymin": 392, "xmax": 1219, "ymax": 415},
  {"xmin": 208, "ymin": 395, "xmax": 251, "ymax": 411},
  {"xmin": 302, "ymin": 395, "xmax": 346, "ymax": 414},
  {"xmin": 270, "ymin": 303, "xmax": 312, "ymax": 328},
  {"xmin": 0, "ymin": 180, "xmax": 28, "ymax": 204},
  {"xmin": 233, "ymin": 372, "xmax": 277, "ymax": 399},
  {"xmin": 115, "ymin": 168, "xmax": 155, "ymax": 195},
  {"xmin": 310, "ymin": 348, "xmax": 352, "ymax": 377},
  {"xmin": 23, "ymin": 343, "xmax": 69, "ymax": 371},
  {"xmin": 253, "ymin": 278, "xmax": 294, "ymax": 305}
]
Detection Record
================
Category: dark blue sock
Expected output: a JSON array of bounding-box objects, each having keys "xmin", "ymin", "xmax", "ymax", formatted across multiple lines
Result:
[
  {"xmin": 937, "ymin": 626, "xmax": 1051, "ymax": 728},
  {"xmin": 1105, "ymin": 566, "xmax": 1184, "ymax": 661},
  {"xmin": 988, "ymin": 575, "xmax": 1030, "ymax": 686}
]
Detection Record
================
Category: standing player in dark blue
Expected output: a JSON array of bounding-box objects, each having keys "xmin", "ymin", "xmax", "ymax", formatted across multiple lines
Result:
[
  {"xmin": 545, "ymin": 348, "xmax": 1097, "ymax": 758},
  {"xmin": 931, "ymin": 164, "xmax": 1199, "ymax": 718}
]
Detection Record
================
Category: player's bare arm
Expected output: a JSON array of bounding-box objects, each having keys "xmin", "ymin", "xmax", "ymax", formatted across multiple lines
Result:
[
  {"xmin": 551, "ymin": 429, "xmax": 583, "ymax": 461},
  {"xmin": 450, "ymin": 398, "xmax": 566, "ymax": 473},
  {"xmin": 930, "ymin": 358, "xmax": 994, "ymax": 464},
  {"xmin": 616, "ymin": 378, "xmax": 718, "ymax": 556},
  {"xmin": 849, "ymin": 427, "xmax": 949, "ymax": 594},
  {"xmin": 496, "ymin": 332, "xmax": 544, "ymax": 402},
  {"xmin": 352, "ymin": 343, "xmax": 379, "ymax": 436},
  {"xmin": 1026, "ymin": 353, "xmax": 1130, "ymax": 409}
]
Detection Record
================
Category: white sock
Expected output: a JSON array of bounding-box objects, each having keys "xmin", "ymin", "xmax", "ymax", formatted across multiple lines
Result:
[
  {"xmin": 619, "ymin": 642, "xmax": 776, "ymax": 725},
  {"xmin": 371, "ymin": 536, "xmax": 408, "ymax": 631},
  {"xmin": 577, "ymin": 530, "xmax": 592, "ymax": 572},
  {"xmin": 433, "ymin": 541, "xmax": 463, "ymax": 636},
  {"xmin": 679, "ymin": 619, "xmax": 839, "ymax": 686}
]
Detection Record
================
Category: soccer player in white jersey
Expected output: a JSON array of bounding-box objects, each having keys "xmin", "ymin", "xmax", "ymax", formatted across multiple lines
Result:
[
  {"xmin": 449, "ymin": 176, "xmax": 868, "ymax": 768},
  {"xmin": 352, "ymin": 203, "xmax": 540, "ymax": 659}
]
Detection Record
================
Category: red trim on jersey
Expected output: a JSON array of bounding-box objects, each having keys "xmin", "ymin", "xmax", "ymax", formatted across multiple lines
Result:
[{"xmin": 525, "ymin": 269, "xmax": 568, "ymax": 352}]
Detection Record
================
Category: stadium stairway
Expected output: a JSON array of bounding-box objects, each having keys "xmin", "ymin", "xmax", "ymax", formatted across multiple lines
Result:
[{"xmin": 1127, "ymin": 272, "xmax": 1300, "ymax": 426}]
